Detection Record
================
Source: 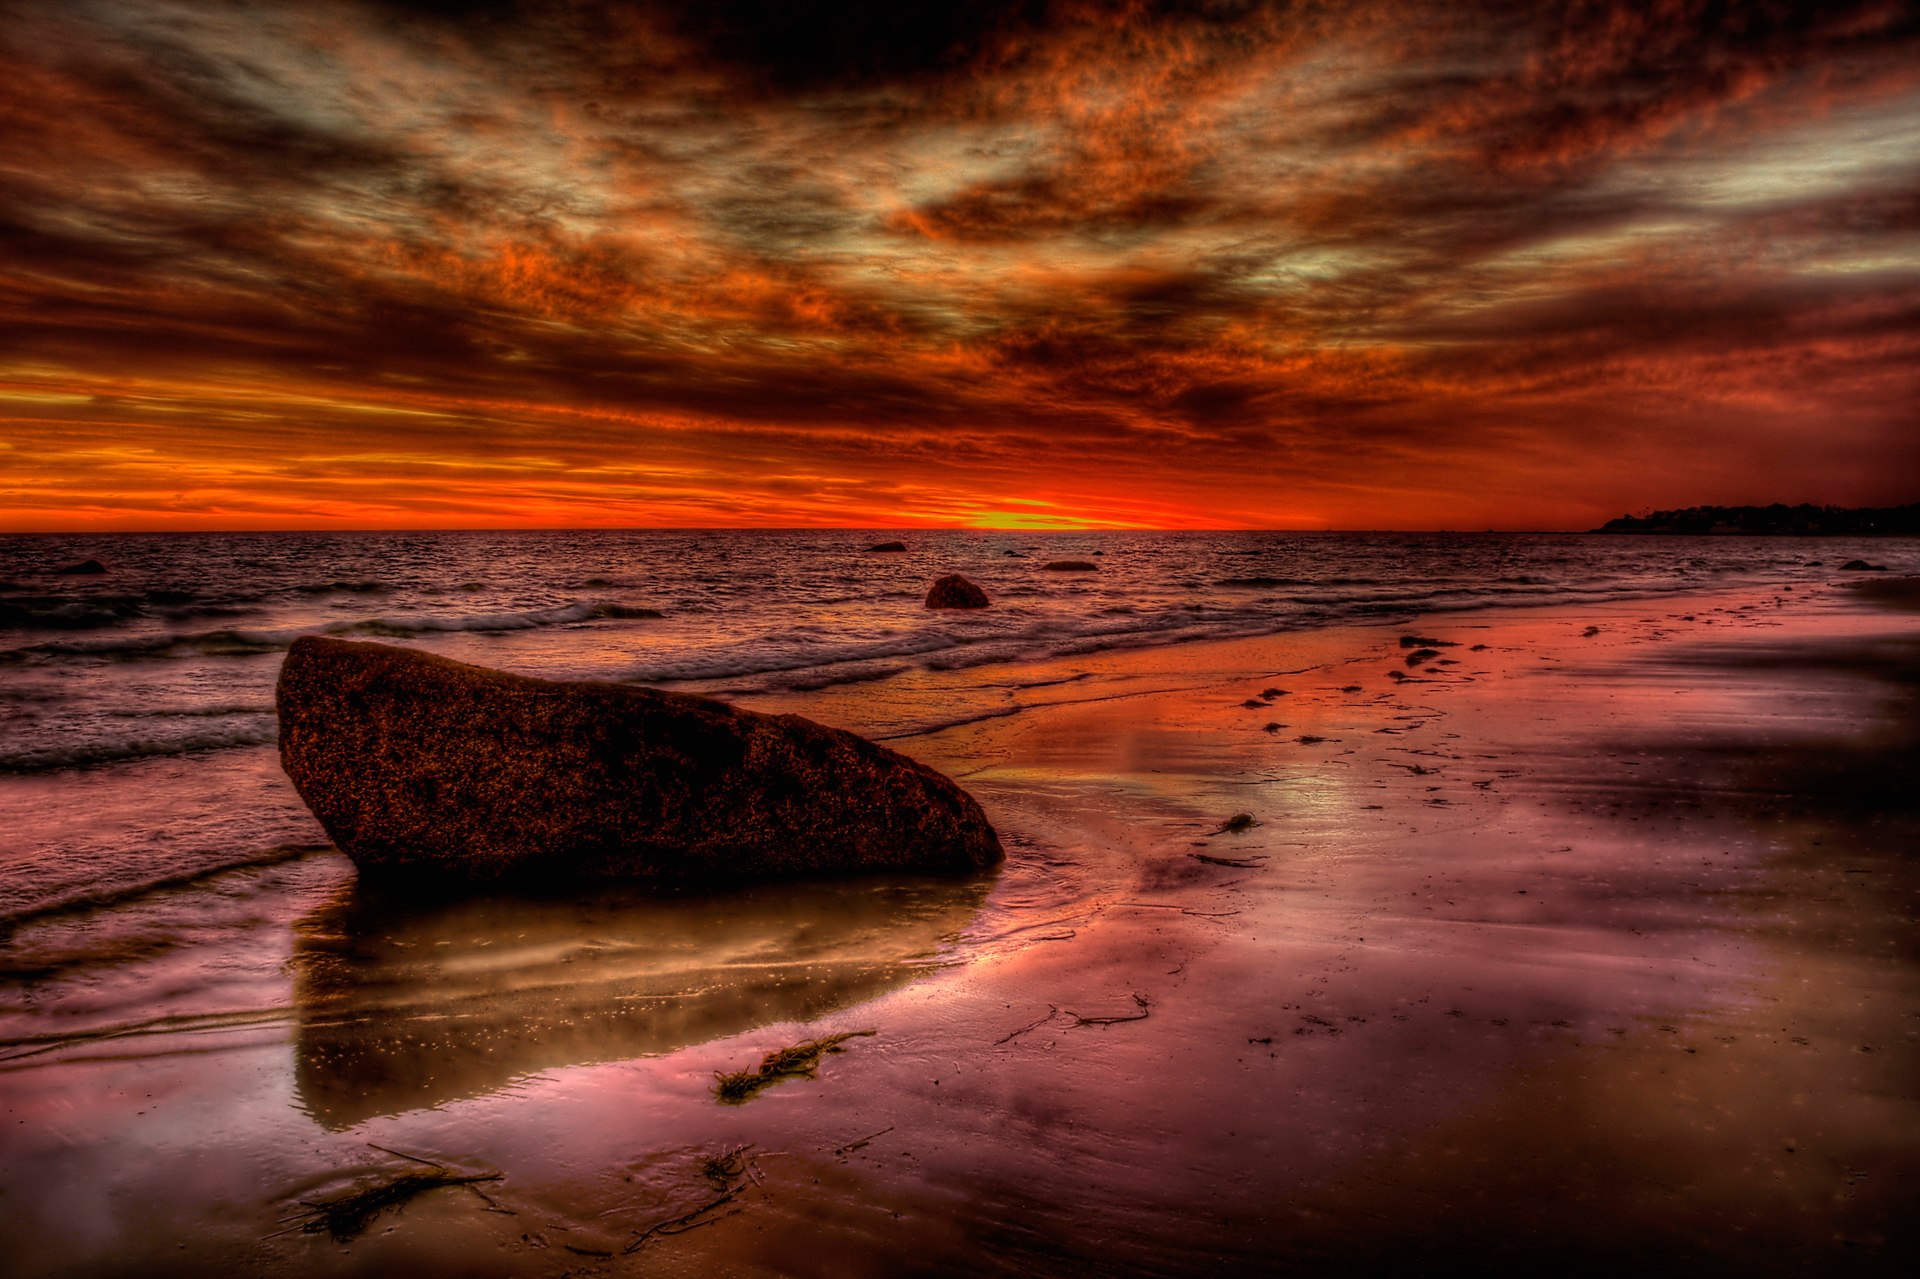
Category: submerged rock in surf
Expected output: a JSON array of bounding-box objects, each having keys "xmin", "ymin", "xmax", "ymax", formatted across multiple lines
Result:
[
  {"xmin": 52, "ymin": 559, "xmax": 107, "ymax": 575},
  {"xmin": 925, "ymin": 574, "xmax": 989, "ymax": 609},
  {"xmin": 868, "ymin": 541, "xmax": 907, "ymax": 552},
  {"xmin": 1043, "ymin": 561, "xmax": 1097, "ymax": 572},
  {"xmin": 276, "ymin": 636, "xmax": 1003, "ymax": 885}
]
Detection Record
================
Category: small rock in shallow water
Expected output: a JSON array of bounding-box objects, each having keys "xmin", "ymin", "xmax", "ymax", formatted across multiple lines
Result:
[
  {"xmin": 52, "ymin": 559, "xmax": 107, "ymax": 574},
  {"xmin": 925, "ymin": 574, "xmax": 989, "ymax": 609},
  {"xmin": 868, "ymin": 541, "xmax": 907, "ymax": 552},
  {"xmin": 276, "ymin": 637, "xmax": 1003, "ymax": 885},
  {"xmin": 1043, "ymin": 561, "xmax": 1097, "ymax": 571},
  {"xmin": 1840, "ymin": 560, "xmax": 1888, "ymax": 571}
]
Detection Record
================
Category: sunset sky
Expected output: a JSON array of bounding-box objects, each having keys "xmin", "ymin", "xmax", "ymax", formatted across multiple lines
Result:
[{"xmin": 3, "ymin": 0, "xmax": 1917, "ymax": 532}]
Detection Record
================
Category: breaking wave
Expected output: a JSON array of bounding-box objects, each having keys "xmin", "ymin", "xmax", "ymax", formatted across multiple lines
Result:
[
  {"xmin": 2, "ymin": 599, "xmax": 664, "ymax": 663},
  {"xmin": 0, "ymin": 723, "xmax": 280, "ymax": 773}
]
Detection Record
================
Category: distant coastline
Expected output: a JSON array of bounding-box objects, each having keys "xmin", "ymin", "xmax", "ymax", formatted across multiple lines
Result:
[{"xmin": 1592, "ymin": 502, "xmax": 1920, "ymax": 535}]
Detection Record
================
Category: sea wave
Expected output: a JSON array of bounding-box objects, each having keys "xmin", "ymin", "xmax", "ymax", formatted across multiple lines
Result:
[
  {"xmin": 0, "ymin": 844, "xmax": 331, "ymax": 931},
  {"xmin": 771, "ymin": 662, "xmax": 911, "ymax": 692},
  {"xmin": 625, "ymin": 572, "xmax": 1769, "ymax": 687},
  {"xmin": 626, "ymin": 631, "xmax": 961, "ymax": 683},
  {"xmin": 921, "ymin": 643, "xmax": 1043, "ymax": 672},
  {"xmin": 2, "ymin": 599, "xmax": 663, "ymax": 662},
  {"xmin": 0, "ymin": 723, "xmax": 279, "ymax": 773},
  {"xmin": 341, "ymin": 599, "xmax": 663, "ymax": 635},
  {"xmin": 294, "ymin": 580, "xmax": 390, "ymax": 594},
  {"xmin": 7, "ymin": 627, "xmax": 307, "ymax": 659},
  {"xmin": 0, "ymin": 596, "xmax": 147, "ymax": 629},
  {"xmin": 0, "ymin": 591, "xmax": 263, "ymax": 631}
]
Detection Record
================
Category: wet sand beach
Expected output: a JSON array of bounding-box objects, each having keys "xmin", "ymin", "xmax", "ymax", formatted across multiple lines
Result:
[{"xmin": 3, "ymin": 579, "xmax": 1917, "ymax": 1277}]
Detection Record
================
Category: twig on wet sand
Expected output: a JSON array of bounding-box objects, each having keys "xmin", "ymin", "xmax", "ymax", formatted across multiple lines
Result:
[
  {"xmin": 832, "ymin": 1126, "xmax": 896, "ymax": 1156},
  {"xmin": 995, "ymin": 1007, "xmax": 1061, "ymax": 1044},
  {"xmin": 1066, "ymin": 994, "xmax": 1151, "ymax": 1026},
  {"xmin": 622, "ymin": 1188, "xmax": 743, "ymax": 1254}
]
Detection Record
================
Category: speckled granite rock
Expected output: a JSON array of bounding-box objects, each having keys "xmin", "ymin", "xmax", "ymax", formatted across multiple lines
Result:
[{"xmin": 277, "ymin": 636, "xmax": 1002, "ymax": 884}]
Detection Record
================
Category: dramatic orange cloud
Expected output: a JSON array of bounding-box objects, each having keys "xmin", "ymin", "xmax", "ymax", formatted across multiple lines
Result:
[{"xmin": 2, "ymin": 0, "xmax": 1917, "ymax": 531}]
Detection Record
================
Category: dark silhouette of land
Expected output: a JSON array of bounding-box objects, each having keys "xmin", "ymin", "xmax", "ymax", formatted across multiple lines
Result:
[{"xmin": 1594, "ymin": 503, "xmax": 1920, "ymax": 535}]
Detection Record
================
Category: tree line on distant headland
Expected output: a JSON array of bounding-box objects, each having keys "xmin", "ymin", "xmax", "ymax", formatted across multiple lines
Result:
[{"xmin": 1593, "ymin": 503, "xmax": 1920, "ymax": 535}]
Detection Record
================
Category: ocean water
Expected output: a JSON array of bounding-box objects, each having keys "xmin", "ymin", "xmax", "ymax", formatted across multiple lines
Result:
[
  {"xmin": 4, "ymin": 528, "xmax": 1918, "ymax": 1275},
  {"xmin": 0, "ymin": 527, "xmax": 1910, "ymax": 926}
]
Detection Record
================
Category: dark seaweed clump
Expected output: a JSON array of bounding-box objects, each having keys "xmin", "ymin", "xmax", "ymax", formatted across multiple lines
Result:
[{"xmin": 712, "ymin": 1031, "xmax": 876, "ymax": 1104}]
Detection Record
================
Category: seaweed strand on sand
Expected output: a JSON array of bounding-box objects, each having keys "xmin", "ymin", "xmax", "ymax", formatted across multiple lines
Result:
[{"xmin": 711, "ymin": 1030, "xmax": 877, "ymax": 1104}]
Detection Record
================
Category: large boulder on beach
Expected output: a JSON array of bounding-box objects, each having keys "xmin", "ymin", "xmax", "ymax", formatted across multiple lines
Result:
[
  {"xmin": 276, "ymin": 637, "xmax": 1003, "ymax": 885},
  {"xmin": 925, "ymin": 574, "xmax": 989, "ymax": 609}
]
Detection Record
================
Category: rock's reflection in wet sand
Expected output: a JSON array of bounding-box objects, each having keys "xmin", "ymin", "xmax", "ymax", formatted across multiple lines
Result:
[{"xmin": 291, "ymin": 873, "xmax": 993, "ymax": 1128}]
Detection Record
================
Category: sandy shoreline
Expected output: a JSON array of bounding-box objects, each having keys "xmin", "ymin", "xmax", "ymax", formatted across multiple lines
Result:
[{"xmin": 3, "ymin": 578, "xmax": 1917, "ymax": 1276}]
